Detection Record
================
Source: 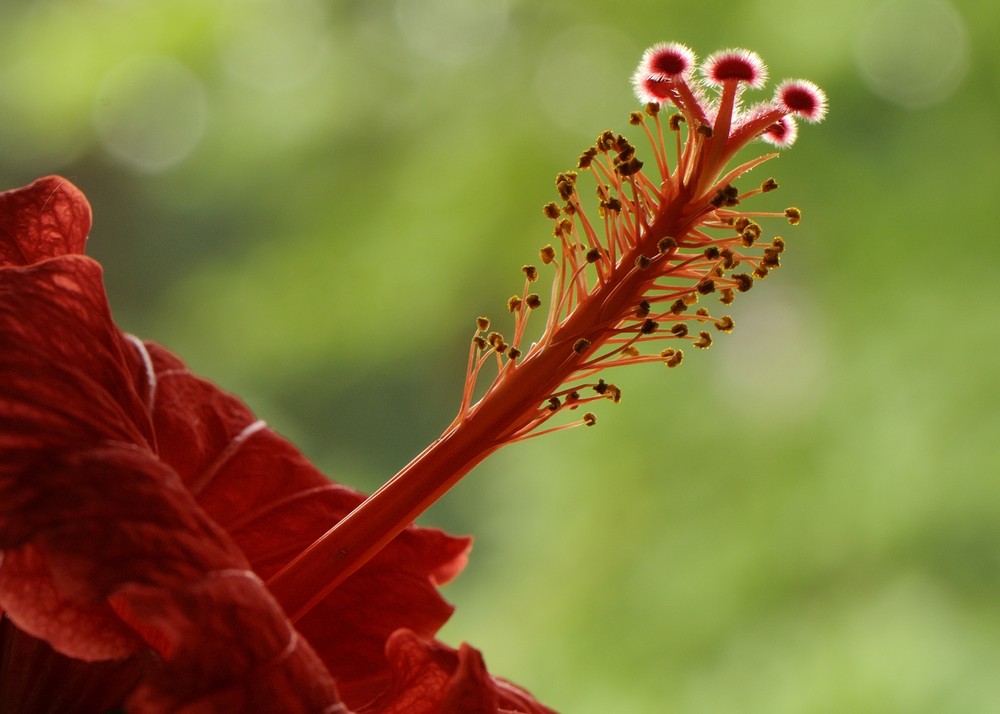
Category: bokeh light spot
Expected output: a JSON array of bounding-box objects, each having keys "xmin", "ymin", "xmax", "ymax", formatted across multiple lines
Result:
[
  {"xmin": 92, "ymin": 55, "xmax": 207, "ymax": 173},
  {"xmin": 855, "ymin": 0, "xmax": 968, "ymax": 108}
]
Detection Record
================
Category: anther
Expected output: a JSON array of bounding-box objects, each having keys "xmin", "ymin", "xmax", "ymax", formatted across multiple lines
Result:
[
  {"xmin": 586, "ymin": 247, "xmax": 602, "ymax": 264},
  {"xmin": 671, "ymin": 324, "xmax": 689, "ymax": 337},
  {"xmin": 596, "ymin": 130, "xmax": 616, "ymax": 152},
  {"xmin": 635, "ymin": 254, "xmax": 652, "ymax": 270},
  {"xmin": 594, "ymin": 380, "xmax": 622, "ymax": 403},
  {"xmin": 507, "ymin": 295, "xmax": 522, "ymax": 312},
  {"xmin": 715, "ymin": 315, "xmax": 735, "ymax": 332},
  {"xmin": 720, "ymin": 248, "xmax": 737, "ymax": 269},
  {"xmin": 613, "ymin": 134, "xmax": 633, "ymax": 155},
  {"xmin": 601, "ymin": 196, "xmax": 622, "ymax": 213},
  {"xmin": 668, "ymin": 114, "xmax": 684, "ymax": 131},
  {"xmin": 733, "ymin": 273, "xmax": 754, "ymax": 292},
  {"xmin": 657, "ymin": 236, "xmax": 677, "ymax": 253},
  {"xmin": 477, "ymin": 316, "xmax": 490, "ymax": 331},
  {"xmin": 785, "ymin": 207, "xmax": 801, "ymax": 225},
  {"xmin": 583, "ymin": 412, "xmax": 597, "ymax": 426},
  {"xmin": 614, "ymin": 148, "xmax": 636, "ymax": 166},
  {"xmin": 573, "ymin": 338, "xmax": 591, "ymax": 354},
  {"xmin": 640, "ymin": 318, "xmax": 659, "ymax": 334},
  {"xmin": 508, "ymin": 347, "xmax": 522, "ymax": 360},
  {"xmin": 540, "ymin": 244, "xmax": 556, "ymax": 264},
  {"xmin": 720, "ymin": 288, "xmax": 736, "ymax": 305},
  {"xmin": 711, "ymin": 184, "xmax": 740, "ymax": 208},
  {"xmin": 761, "ymin": 178, "xmax": 779, "ymax": 192},
  {"xmin": 693, "ymin": 331, "xmax": 713, "ymax": 349},
  {"xmin": 554, "ymin": 219, "xmax": 573, "ymax": 237},
  {"xmin": 697, "ymin": 279, "xmax": 716, "ymax": 295},
  {"xmin": 669, "ymin": 299, "xmax": 687, "ymax": 315},
  {"xmin": 661, "ymin": 348, "xmax": 683, "ymax": 368},
  {"xmin": 525, "ymin": 294, "xmax": 542, "ymax": 309},
  {"xmin": 555, "ymin": 172, "xmax": 578, "ymax": 201},
  {"xmin": 577, "ymin": 147, "xmax": 598, "ymax": 170},
  {"xmin": 629, "ymin": 111, "xmax": 644, "ymax": 125},
  {"xmin": 542, "ymin": 202, "xmax": 561, "ymax": 219},
  {"xmin": 522, "ymin": 265, "xmax": 538, "ymax": 282},
  {"xmin": 636, "ymin": 300, "xmax": 651, "ymax": 318},
  {"xmin": 616, "ymin": 157, "xmax": 644, "ymax": 177},
  {"xmin": 547, "ymin": 397, "xmax": 561, "ymax": 411}
]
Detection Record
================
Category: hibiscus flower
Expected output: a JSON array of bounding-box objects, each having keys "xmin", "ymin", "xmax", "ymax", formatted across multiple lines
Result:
[
  {"xmin": 0, "ymin": 40, "xmax": 826, "ymax": 714},
  {"xmin": 0, "ymin": 176, "xmax": 552, "ymax": 713}
]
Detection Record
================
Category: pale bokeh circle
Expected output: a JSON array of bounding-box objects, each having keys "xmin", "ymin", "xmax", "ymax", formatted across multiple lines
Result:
[
  {"xmin": 855, "ymin": 0, "xmax": 969, "ymax": 108},
  {"xmin": 92, "ymin": 55, "xmax": 207, "ymax": 172}
]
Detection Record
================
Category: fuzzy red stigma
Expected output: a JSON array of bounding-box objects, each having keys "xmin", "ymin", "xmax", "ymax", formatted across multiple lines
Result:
[
  {"xmin": 775, "ymin": 79, "xmax": 828, "ymax": 123},
  {"xmin": 632, "ymin": 71, "xmax": 674, "ymax": 104},
  {"xmin": 642, "ymin": 42, "xmax": 696, "ymax": 79},
  {"xmin": 703, "ymin": 48, "xmax": 768, "ymax": 88},
  {"xmin": 760, "ymin": 115, "xmax": 799, "ymax": 148}
]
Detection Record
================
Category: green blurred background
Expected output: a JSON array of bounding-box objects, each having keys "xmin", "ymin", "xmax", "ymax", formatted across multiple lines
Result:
[{"xmin": 3, "ymin": 0, "xmax": 998, "ymax": 711}]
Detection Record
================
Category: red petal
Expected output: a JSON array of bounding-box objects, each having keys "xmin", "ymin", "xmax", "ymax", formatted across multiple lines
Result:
[
  {"xmin": 361, "ymin": 630, "xmax": 556, "ymax": 714},
  {"xmin": 0, "ymin": 256, "xmax": 152, "ymax": 455},
  {"xmin": 115, "ymin": 576, "xmax": 348, "ymax": 713},
  {"xmin": 0, "ymin": 175, "xmax": 552, "ymax": 713},
  {"xmin": 0, "ymin": 176, "xmax": 91, "ymax": 266},
  {"xmin": 137, "ymin": 338, "xmax": 474, "ymax": 708},
  {"xmin": 0, "ymin": 615, "xmax": 146, "ymax": 714},
  {"xmin": 0, "ymin": 254, "xmax": 342, "ymax": 710},
  {"xmin": 0, "ymin": 547, "xmax": 141, "ymax": 661}
]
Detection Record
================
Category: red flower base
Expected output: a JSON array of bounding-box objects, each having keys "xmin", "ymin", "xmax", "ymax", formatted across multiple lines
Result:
[{"xmin": 0, "ymin": 176, "xmax": 552, "ymax": 713}]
